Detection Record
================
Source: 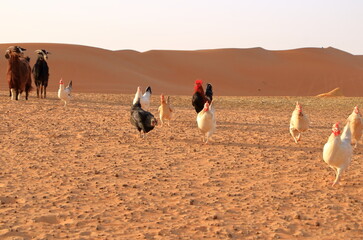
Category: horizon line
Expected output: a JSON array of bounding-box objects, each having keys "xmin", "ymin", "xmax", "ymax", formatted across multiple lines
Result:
[{"xmin": 0, "ymin": 42, "xmax": 361, "ymax": 56}]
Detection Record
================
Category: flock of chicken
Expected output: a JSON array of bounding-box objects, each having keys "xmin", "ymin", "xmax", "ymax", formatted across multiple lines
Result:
[
  {"xmin": 290, "ymin": 102, "xmax": 363, "ymax": 186},
  {"xmin": 5, "ymin": 46, "xmax": 360, "ymax": 186},
  {"xmin": 130, "ymin": 80, "xmax": 216, "ymax": 143},
  {"xmin": 129, "ymin": 81, "xmax": 361, "ymax": 186}
]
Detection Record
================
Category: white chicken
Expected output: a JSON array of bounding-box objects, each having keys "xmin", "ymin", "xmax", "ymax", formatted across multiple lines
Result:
[
  {"xmin": 289, "ymin": 102, "xmax": 309, "ymax": 143},
  {"xmin": 323, "ymin": 122, "xmax": 353, "ymax": 186},
  {"xmin": 347, "ymin": 106, "xmax": 363, "ymax": 148},
  {"xmin": 132, "ymin": 86, "xmax": 152, "ymax": 111},
  {"xmin": 133, "ymin": 86, "xmax": 142, "ymax": 105},
  {"xmin": 197, "ymin": 101, "xmax": 216, "ymax": 144},
  {"xmin": 58, "ymin": 78, "xmax": 72, "ymax": 106},
  {"xmin": 158, "ymin": 94, "xmax": 173, "ymax": 126}
]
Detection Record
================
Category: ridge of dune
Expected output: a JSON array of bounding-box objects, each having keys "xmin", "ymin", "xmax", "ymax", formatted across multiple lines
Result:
[
  {"xmin": 316, "ymin": 87, "xmax": 344, "ymax": 97},
  {"xmin": 1, "ymin": 43, "xmax": 363, "ymax": 96}
]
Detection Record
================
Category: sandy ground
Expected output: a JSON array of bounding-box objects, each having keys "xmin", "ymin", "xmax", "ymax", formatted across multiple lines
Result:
[{"xmin": 0, "ymin": 92, "xmax": 363, "ymax": 239}]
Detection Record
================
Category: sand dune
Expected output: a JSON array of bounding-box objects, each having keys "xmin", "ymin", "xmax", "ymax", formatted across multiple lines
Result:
[
  {"xmin": 0, "ymin": 92, "xmax": 363, "ymax": 239},
  {"xmin": 1, "ymin": 43, "xmax": 363, "ymax": 96}
]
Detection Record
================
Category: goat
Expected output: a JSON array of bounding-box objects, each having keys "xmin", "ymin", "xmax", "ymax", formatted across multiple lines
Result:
[
  {"xmin": 5, "ymin": 46, "xmax": 32, "ymax": 100},
  {"xmin": 5, "ymin": 46, "xmax": 29, "ymax": 97},
  {"xmin": 32, "ymin": 49, "xmax": 50, "ymax": 98}
]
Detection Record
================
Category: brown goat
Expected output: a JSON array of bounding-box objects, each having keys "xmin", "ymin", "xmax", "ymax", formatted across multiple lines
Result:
[{"xmin": 6, "ymin": 50, "xmax": 32, "ymax": 100}]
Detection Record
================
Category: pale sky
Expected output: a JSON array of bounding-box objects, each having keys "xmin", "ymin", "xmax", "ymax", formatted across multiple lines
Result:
[{"xmin": 1, "ymin": 0, "xmax": 362, "ymax": 54}]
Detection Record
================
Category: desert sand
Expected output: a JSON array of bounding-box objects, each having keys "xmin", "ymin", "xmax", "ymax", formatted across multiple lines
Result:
[
  {"xmin": 1, "ymin": 43, "xmax": 363, "ymax": 96},
  {"xmin": 0, "ymin": 92, "xmax": 363, "ymax": 239}
]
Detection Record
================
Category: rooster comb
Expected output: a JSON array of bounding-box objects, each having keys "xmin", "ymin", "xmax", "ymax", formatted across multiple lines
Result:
[
  {"xmin": 332, "ymin": 122, "xmax": 340, "ymax": 130},
  {"xmin": 295, "ymin": 102, "xmax": 302, "ymax": 110},
  {"xmin": 195, "ymin": 79, "xmax": 203, "ymax": 85},
  {"xmin": 332, "ymin": 122, "xmax": 341, "ymax": 136}
]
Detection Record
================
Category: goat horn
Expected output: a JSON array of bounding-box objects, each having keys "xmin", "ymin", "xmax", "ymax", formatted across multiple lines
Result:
[
  {"xmin": 13, "ymin": 46, "xmax": 25, "ymax": 52},
  {"xmin": 6, "ymin": 46, "xmax": 16, "ymax": 51},
  {"xmin": 35, "ymin": 49, "xmax": 51, "ymax": 55}
]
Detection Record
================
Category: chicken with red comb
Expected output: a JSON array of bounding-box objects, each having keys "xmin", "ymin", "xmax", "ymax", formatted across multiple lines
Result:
[
  {"xmin": 192, "ymin": 79, "xmax": 213, "ymax": 113},
  {"xmin": 58, "ymin": 78, "xmax": 72, "ymax": 106},
  {"xmin": 197, "ymin": 101, "xmax": 216, "ymax": 144},
  {"xmin": 323, "ymin": 121, "xmax": 353, "ymax": 186}
]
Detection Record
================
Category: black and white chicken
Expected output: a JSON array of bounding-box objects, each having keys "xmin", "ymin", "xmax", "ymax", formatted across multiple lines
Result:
[
  {"xmin": 133, "ymin": 86, "xmax": 152, "ymax": 111},
  {"xmin": 130, "ymin": 99, "xmax": 157, "ymax": 138},
  {"xmin": 192, "ymin": 79, "xmax": 213, "ymax": 113}
]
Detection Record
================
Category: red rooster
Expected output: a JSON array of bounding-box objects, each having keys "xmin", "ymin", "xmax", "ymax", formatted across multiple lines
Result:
[{"xmin": 192, "ymin": 80, "xmax": 213, "ymax": 113}]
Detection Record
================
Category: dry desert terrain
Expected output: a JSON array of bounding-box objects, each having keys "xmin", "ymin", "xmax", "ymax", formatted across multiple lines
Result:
[{"xmin": 0, "ymin": 92, "xmax": 363, "ymax": 239}]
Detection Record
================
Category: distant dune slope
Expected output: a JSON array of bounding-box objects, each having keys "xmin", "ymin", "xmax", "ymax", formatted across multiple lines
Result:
[{"xmin": 1, "ymin": 43, "xmax": 363, "ymax": 96}]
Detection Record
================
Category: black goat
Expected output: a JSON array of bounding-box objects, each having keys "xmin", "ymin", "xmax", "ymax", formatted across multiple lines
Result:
[{"xmin": 32, "ymin": 49, "xmax": 50, "ymax": 98}]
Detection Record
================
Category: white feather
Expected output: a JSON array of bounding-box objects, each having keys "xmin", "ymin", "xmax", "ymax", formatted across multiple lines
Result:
[
  {"xmin": 133, "ymin": 87, "xmax": 142, "ymax": 105},
  {"xmin": 133, "ymin": 86, "xmax": 152, "ymax": 111},
  {"xmin": 197, "ymin": 102, "xmax": 216, "ymax": 143},
  {"xmin": 140, "ymin": 91, "xmax": 151, "ymax": 111}
]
